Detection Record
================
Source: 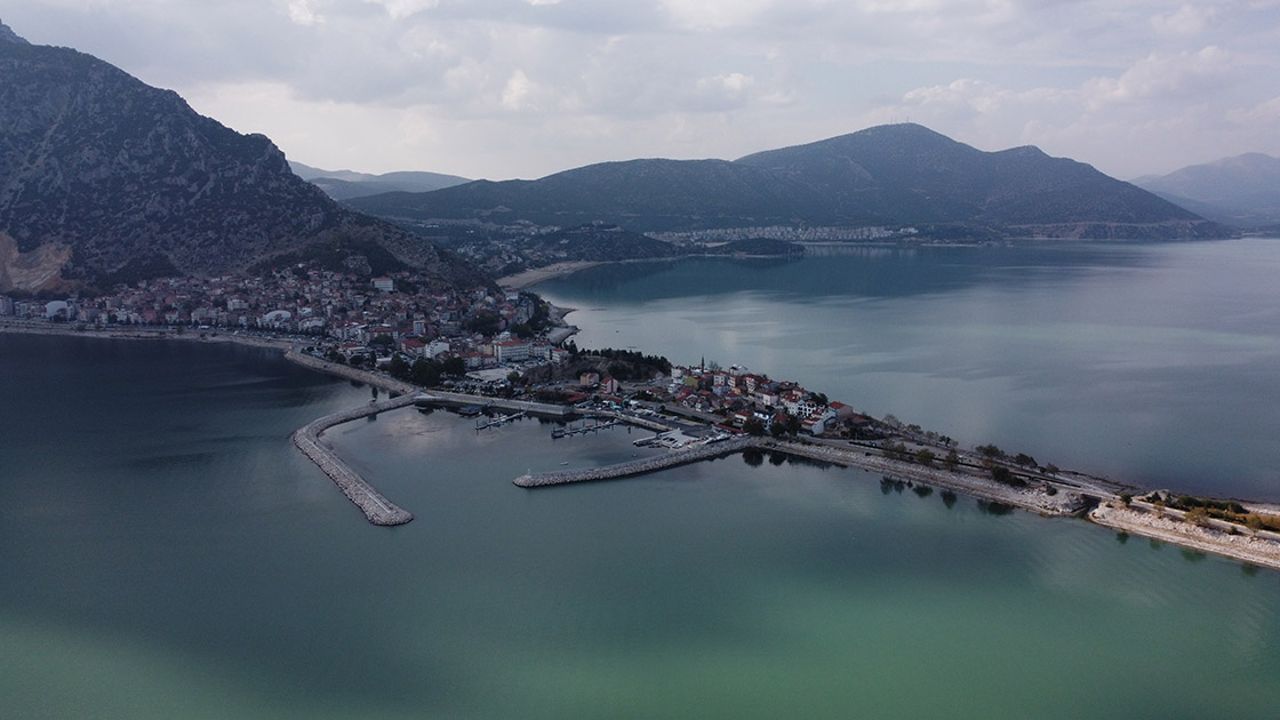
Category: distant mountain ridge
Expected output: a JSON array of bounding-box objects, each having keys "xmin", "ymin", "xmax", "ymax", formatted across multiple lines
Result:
[
  {"xmin": 1134, "ymin": 153, "xmax": 1280, "ymax": 228},
  {"xmin": 351, "ymin": 123, "xmax": 1223, "ymax": 240},
  {"xmin": 290, "ymin": 162, "xmax": 470, "ymax": 200},
  {"xmin": 0, "ymin": 20, "xmax": 481, "ymax": 294}
]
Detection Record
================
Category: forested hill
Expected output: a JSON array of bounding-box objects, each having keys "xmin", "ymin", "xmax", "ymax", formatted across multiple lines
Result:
[{"xmin": 350, "ymin": 123, "xmax": 1224, "ymax": 241}]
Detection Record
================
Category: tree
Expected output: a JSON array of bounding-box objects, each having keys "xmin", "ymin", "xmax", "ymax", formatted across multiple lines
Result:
[
  {"xmin": 440, "ymin": 356, "xmax": 466, "ymax": 377},
  {"xmin": 1185, "ymin": 507, "xmax": 1210, "ymax": 527},
  {"xmin": 742, "ymin": 417, "xmax": 765, "ymax": 436},
  {"xmin": 977, "ymin": 444, "xmax": 1005, "ymax": 461},
  {"xmin": 915, "ymin": 449, "xmax": 936, "ymax": 467},
  {"xmin": 388, "ymin": 354, "xmax": 410, "ymax": 380},
  {"xmin": 990, "ymin": 466, "xmax": 1025, "ymax": 487},
  {"xmin": 464, "ymin": 311, "xmax": 501, "ymax": 335},
  {"xmin": 944, "ymin": 449, "xmax": 960, "ymax": 471},
  {"xmin": 507, "ymin": 370, "xmax": 522, "ymax": 385},
  {"xmin": 411, "ymin": 359, "xmax": 441, "ymax": 387},
  {"xmin": 784, "ymin": 414, "xmax": 801, "ymax": 436},
  {"xmin": 1013, "ymin": 453, "xmax": 1038, "ymax": 468},
  {"xmin": 769, "ymin": 422, "xmax": 788, "ymax": 439}
]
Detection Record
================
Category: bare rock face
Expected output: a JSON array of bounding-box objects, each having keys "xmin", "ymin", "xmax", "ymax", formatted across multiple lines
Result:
[
  {"xmin": 0, "ymin": 22, "xmax": 484, "ymax": 292},
  {"xmin": 0, "ymin": 232, "xmax": 71, "ymax": 294}
]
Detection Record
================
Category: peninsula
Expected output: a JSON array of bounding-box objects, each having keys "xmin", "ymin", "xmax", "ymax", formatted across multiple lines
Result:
[{"xmin": 4, "ymin": 313, "xmax": 1278, "ymax": 573}]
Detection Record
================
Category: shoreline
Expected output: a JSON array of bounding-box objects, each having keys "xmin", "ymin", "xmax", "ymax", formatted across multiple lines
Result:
[
  {"xmin": 5, "ymin": 319, "xmax": 1279, "ymax": 570},
  {"xmin": 497, "ymin": 261, "xmax": 603, "ymax": 289}
]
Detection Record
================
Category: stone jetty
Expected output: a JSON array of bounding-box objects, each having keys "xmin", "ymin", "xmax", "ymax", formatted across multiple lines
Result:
[
  {"xmin": 292, "ymin": 394, "xmax": 417, "ymax": 526},
  {"xmin": 514, "ymin": 436, "xmax": 1084, "ymax": 516}
]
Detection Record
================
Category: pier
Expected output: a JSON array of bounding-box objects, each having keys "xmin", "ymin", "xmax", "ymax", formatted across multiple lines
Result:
[
  {"xmin": 515, "ymin": 437, "xmax": 752, "ymax": 487},
  {"xmin": 292, "ymin": 394, "xmax": 417, "ymax": 526},
  {"xmin": 476, "ymin": 411, "xmax": 527, "ymax": 430},
  {"xmin": 552, "ymin": 417, "xmax": 621, "ymax": 438},
  {"xmin": 414, "ymin": 390, "xmax": 572, "ymax": 418}
]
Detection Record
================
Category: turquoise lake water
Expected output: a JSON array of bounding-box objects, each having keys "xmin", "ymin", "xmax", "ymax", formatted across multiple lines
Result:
[{"xmin": 2, "ymin": 240, "xmax": 1280, "ymax": 718}]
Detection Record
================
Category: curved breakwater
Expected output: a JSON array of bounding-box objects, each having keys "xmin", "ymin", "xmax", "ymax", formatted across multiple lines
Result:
[{"xmin": 292, "ymin": 395, "xmax": 417, "ymax": 526}]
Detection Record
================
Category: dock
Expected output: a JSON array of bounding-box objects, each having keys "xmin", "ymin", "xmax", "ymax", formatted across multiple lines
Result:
[
  {"xmin": 515, "ymin": 437, "xmax": 751, "ymax": 487},
  {"xmin": 552, "ymin": 417, "xmax": 621, "ymax": 438},
  {"xmin": 292, "ymin": 394, "xmax": 417, "ymax": 526},
  {"xmin": 476, "ymin": 411, "xmax": 527, "ymax": 430},
  {"xmin": 414, "ymin": 390, "xmax": 572, "ymax": 418}
]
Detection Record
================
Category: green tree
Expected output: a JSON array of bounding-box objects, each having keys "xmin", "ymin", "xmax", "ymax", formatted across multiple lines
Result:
[
  {"xmin": 915, "ymin": 449, "xmax": 936, "ymax": 467},
  {"xmin": 440, "ymin": 356, "xmax": 466, "ymax": 377},
  {"xmin": 944, "ymin": 449, "xmax": 960, "ymax": 471},
  {"xmin": 742, "ymin": 417, "xmax": 765, "ymax": 436},
  {"xmin": 411, "ymin": 359, "xmax": 441, "ymax": 387},
  {"xmin": 388, "ymin": 354, "xmax": 410, "ymax": 380}
]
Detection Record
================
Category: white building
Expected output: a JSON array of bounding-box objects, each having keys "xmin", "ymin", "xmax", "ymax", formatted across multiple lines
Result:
[{"xmin": 493, "ymin": 339, "xmax": 532, "ymax": 363}]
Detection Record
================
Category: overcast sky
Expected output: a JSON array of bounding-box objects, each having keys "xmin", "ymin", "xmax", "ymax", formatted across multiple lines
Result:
[{"xmin": 8, "ymin": 1, "xmax": 1280, "ymax": 180}]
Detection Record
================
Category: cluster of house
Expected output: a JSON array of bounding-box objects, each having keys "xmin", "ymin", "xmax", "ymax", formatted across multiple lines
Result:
[
  {"xmin": 1, "ymin": 267, "xmax": 577, "ymax": 375},
  {"xmin": 661, "ymin": 364, "xmax": 869, "ymax": 437}
]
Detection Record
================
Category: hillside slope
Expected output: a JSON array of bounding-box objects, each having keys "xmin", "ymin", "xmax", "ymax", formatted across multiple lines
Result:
[
  {"xmin": 1135, "ymin": 153, "xmax": 1280, "ymax": 228},
  {"xmin": 351, "ymin": 124, "xmax": 1223, "ymax": 240},
  {"xmin": 0, "ymin": 21, "xmax": 480, "ymax": 293}
]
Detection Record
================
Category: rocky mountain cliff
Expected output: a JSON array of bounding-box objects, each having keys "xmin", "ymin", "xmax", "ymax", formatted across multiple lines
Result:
[
  {"xmin": 0, "ymin": 20, "xmax": 482, "ymax": 294},
  {"xmin": 351, "ymin": 124, "xmax": 1224, "ymax": 240}
]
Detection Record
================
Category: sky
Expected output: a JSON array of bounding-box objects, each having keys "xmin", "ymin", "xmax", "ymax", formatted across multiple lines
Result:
[{"xmin": 7, "ymin": 1, "xmax": 1280, "ymax": 180}]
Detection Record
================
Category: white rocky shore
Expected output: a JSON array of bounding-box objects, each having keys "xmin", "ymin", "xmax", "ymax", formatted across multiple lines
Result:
[{"xmin": 1090, "ymin": 503, "xmax": 1280, "ymax": 570}]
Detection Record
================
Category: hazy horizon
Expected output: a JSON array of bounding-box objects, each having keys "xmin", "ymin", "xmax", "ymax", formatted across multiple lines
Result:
[{"xmin": 6, "ymin": 1, "xmax": 1280, "ymax": 181}]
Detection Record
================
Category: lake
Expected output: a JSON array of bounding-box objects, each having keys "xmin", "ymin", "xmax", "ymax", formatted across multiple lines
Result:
[
  {"xmin": 2, "ymin": 330, "xmax": 1279, "ymax": 718},
  {"xmin": 536, "ymin": 238, "xmax": 1280, "ymax": 500}
]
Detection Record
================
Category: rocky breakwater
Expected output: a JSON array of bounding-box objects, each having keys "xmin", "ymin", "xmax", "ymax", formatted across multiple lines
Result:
[
  {"xmin": 293, "ymin": 394, "xmax": 417, "ymax": 526},
  {"xmin": 762, "ymin": 440, "xmax": 1086, "ymax": 516},
  {"xmin": 514, "ymin": 435, "xmax": 1083, "ymax": 517},
  {"xmin": 1090, "ymin": 502, "xmax": 1280, "ymax": 571}
]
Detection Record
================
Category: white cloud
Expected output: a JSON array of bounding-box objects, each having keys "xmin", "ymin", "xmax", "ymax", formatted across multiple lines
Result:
[
  {"xmin": 6, "ymin": 0, "xmax": 1279, "ymax": 178},
  {"xmin": 286, "ymin": 0, "xmax": 323, "ymax": 26},
  {"xmin": 501, "ymin": 69, "xmax": 534, "ymax": 111},
  {"xmin": 1152, "ymin": 4, "xmax": 1217, "ymax": 36}
]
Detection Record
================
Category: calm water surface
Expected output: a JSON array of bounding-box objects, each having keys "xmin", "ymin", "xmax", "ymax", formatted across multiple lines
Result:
[
  {"xmin": 1, "ymin": 333, "xmax": 1279, "ymax": 718},
  {"xmin": 537, "ymin": 238, "xmax": 1280, "ymax": 499}
]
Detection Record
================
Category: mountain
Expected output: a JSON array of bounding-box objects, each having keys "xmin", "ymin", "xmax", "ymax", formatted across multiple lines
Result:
[
  {"xmin": 0, "ymin": 20, "xmax": 481, "ymax": 294},
  {"xmin": 290, "ymin": 162, "xmax": 469, "ymax": 200},
  {"xmin": 350, "ymin": 124, "xmax": 1223, "ymax": 240},
  {"xmin": 525, "ymin": 224, "xmax": 678, "ymax": 263},
  {"xmin": 1134, "ymin": 153, "xmax": 1280, "ymax": 228}
]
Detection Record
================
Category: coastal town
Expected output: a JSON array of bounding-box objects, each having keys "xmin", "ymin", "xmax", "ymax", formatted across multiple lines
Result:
[{"xmin": 5, "ymin": 264, "xmax": 1280, "ymax": 573}]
